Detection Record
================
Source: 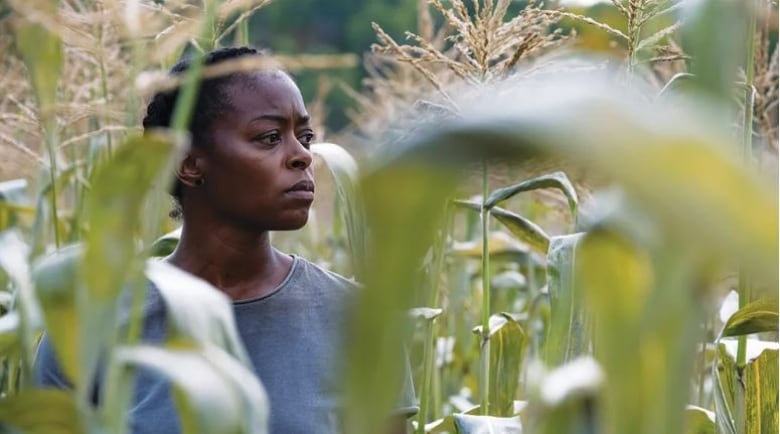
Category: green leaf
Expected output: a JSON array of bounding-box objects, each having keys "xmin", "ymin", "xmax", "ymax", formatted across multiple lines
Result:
[
  {"xmin": 714, "ymin": 344, "xmax": 779, "ymax": 434},
  {"xmin": 115, "ymin": 344, "xmax": 268, "ymax": 434},
  {"xmin": 685, "ymin": 405, "xmax": 716, "ymax": 434},
  {"xmin": 0, "ymin": 230, "xmax": 41, "ymax": 383},
  {"xmin": 485, "ymin": 171, "xmax": 578, "ymax": 218},
  {"xmin": 543, "ymin": 233, "xmax": 588, "ymax": 366},
  {"xmin": 408, "ymin": 307, "xmax": 443, "ymax": 321},
  {"xmin": 348, "ymin": 72, "xmax": 777, "ymax": 434},
  {"xmin": 450, "ymin": 231, "xmax": 530, "ymax": 262},
  {"xmin": 453, "ymin": 199, "xmax": 549, "ymax": 254},
  {"xmin": 0, "ymin": 312, "xmax": 19, "ymax": 356},
  {"xmin": 31, "ymin": 245, "xmax": 82, "ymax": 385},
  {"xmin": 0, "ymin": 389, "xmax": 82, "ymax": 434},
  {"xmin": 744, "ymin": 349, "xmax": 778, "ymax": 434},
  {"xmin": 145, "ymin": 260, "xmax": 251, "ymax": 364},
  {"xmin": 83, "ymin": 133, "xmax": 179, "ymax": 301},
  {"xmin": 453, "ymin": 414, "xmax": 522, "ymax": 433},
  {"xmin": 14, "ymin": 21, "xmax": 63, "ymax": 114},
  {"xmin": 721, "ymin": 298, "xmax": 779, "ymax": 338},
  {"xmin": 682, "ymin": 0, "xmax": 749, "ymax": 106},
  {"xmin": 530, "ymin": 357, "xmax": 603, "ymax": 434},
  {"xmin": 150, "ymin": 227, "xmax": 181, "ymax": 257},
  {"xmin": 312, "ymin": 143, "xmax": 366, "ymax": 280},
  {"xmin": 657, "ymin": 73, "xmax": 697, "ymax": 99},
  {"xmin": 490, "ymin": 207, "xmax": 550, "ymax": 255},
  {"xmin": 472, "ymin": 313, "xmax": 527, "ymax": 417}
]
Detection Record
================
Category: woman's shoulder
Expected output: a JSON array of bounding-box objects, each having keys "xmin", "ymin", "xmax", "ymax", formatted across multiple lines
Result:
[{"xmin": 293, "ymin": 256, "xmax": 361, "ymax": 295}]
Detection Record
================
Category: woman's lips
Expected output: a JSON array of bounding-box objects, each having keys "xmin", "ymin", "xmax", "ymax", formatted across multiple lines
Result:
[{"xmin": 285, "ymin": 180, "xmax": 315, "ymax": 201}]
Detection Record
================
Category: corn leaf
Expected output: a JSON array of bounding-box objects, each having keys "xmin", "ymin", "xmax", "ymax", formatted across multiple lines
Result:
[
  {"xmin": 0, "ymin": 389, "xmax": 81, "ymax": 434},
  {"xmin": 685, "ymin": 405, "xmax": 716, "ymax": 434},
  {"xmin": 114, "ymin": 344, "xmax": 268, "ymax": 434},
  {"xmin": 543, "ymin": 233, "xmax": 587, "ymax": 366},
  {"xmin": 721, "ymin": 298, "xmax": 779, "ymax": 338},
  {"xmin": 311, "ymin": 143, "xmax": 366, "ymax": 280},
  {"xmin": 490, "ymin": 207, "xmax": 550, "ymax": 254},
  {"xmin": 31, "ymin": 245, "xmax": 82, "ymax": 385},
  {"xmin": 531, "ymin": 357, "xmax": 603, "ymax": 434},
  {"xmin": 349, "ymin": 72, "xmax": 777, "ymax": 434},
  {"xmin": 453, "ymin": 414, "xmax": 522, "ymax": 433},
  {"xmin": 145, "ymin": 260, "xmax": 251, "ymax": 364},
  {"xmin": 744, "ymin": 349, "xmax": 779, "ymax": 434},
  {"xmin": 0, "ymin": 230, "xmax": 41, "ymax": 383},
  {"xmin": 150, "ymin": 226, "xmax": 182, "ymax": 257},
  {"xmin": 0, "ymin": 312, "xmax": 19, "ymax": 356},
  {"xmin": 13, "ymin": 22, "xmax": 62, "ymax": 113},
  {"xmin": 485, "ymin": 171, "xmax": 578, "ymax": 218},
  {"xmin": 473, "ymin": 313, "xmax": 527, "ymax": 417}
]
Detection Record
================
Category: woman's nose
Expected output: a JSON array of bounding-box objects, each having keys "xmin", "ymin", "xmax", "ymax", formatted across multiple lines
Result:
[{"xmin": 287, "ymin": 139, "xmax": 312, "ymax": 170}]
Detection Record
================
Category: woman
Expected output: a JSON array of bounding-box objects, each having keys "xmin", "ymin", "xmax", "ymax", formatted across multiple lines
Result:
[{"xmin": 35, "ymin": 46, "xmax": 417, "ymax": 433}]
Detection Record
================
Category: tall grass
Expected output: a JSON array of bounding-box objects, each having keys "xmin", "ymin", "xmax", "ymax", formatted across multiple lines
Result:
[{"xmin": 0, "ymin": 0, "xmax": 778, "ymax": 434}]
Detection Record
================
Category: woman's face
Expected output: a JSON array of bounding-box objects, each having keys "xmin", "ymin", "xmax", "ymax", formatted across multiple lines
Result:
[{"xmin": 193, "ymin": 71, "xmax": 316, "ymax": 231}]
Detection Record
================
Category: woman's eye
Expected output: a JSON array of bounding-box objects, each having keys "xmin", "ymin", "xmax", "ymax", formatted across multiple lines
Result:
[
  {"xmin": 298, "ymin": 133, "xmax": 315, "ymax": 146},
  {"xmin": 257, "ymin": 132, "xmax": 281, "ymax": 145}
]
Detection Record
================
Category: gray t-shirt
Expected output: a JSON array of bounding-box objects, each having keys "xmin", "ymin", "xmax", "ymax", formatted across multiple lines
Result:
[{"xmin": 34, "ymin": 255, "xmax": 418, "ymax": 433}]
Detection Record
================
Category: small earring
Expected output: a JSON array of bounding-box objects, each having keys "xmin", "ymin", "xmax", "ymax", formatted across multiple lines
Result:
[{"xmin": 195, "ymin": 178, "xmax": 205, "ymax": 186}]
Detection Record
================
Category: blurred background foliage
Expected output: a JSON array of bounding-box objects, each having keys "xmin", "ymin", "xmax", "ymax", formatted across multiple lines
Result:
[{"xmin": 0, "ymin": 0, "xmax": 778, "ymax": 433}]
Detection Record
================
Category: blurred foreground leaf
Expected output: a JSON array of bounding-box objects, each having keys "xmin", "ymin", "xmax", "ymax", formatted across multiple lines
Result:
[
  {"xmin": 115, "ymin": 344, "xmax": 268, "ymax": 434},
  {"xmin": 31, "ymin": 245, "xmax": 82, "ymax": 385},
  {"xmin": 0, "ymin": 389, "xmax": 81, "ymax": 434},
  {"xmin": 312, "ymin": 143, "xmax": 365, "ymax": 279}
]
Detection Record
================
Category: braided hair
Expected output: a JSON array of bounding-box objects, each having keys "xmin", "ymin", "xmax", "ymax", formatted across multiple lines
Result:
[{"xmin": 142, "ymin": 46, "xmax": 269, "ymax": 209}]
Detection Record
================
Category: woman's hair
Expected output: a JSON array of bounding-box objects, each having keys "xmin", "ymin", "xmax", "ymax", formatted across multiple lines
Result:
[{"xmin": 142, "ymin": 46, "xmax": 267, "ymax": 208}]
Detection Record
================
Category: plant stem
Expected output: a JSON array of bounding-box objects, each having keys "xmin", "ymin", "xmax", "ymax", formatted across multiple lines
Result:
[
  {"xmin": 417, "ymin": 320, "xmax": 436, "ymax": 434},
  {"xmin": 480, "ymin": 159, "xmax": 491, "ymax": 415},
  {"xmin": 45, "ymin": 122, "xmax": 61, "ymax": 248},
  {"xmin": 736, "ymin": 1, "xmax": 757, "ymax": 368}
]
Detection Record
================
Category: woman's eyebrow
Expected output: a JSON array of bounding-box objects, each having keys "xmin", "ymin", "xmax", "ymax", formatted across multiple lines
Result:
[{"xmin": 250, "ymin": 113, "xmax": 311, "ymax": 124}]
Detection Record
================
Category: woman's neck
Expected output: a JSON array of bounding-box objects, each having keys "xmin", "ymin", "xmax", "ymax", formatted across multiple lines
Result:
[{"xmin": 165, "ymin": 219, "xmax": 293, "ymax": 301}]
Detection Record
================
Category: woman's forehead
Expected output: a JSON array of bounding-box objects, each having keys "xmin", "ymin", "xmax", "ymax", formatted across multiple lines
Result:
[{"xmin": 220, "ymin": 71, "xmax": 308, "ymax": 121}]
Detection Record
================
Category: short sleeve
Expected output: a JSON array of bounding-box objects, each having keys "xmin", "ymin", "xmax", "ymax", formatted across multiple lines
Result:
[
  {"xmin": 33, "ymin": 334, "xmax": 72, "ymax": 389},
  {"xmin": 393, "ymin": 350, "xmax": 420, "ymax": 418}
]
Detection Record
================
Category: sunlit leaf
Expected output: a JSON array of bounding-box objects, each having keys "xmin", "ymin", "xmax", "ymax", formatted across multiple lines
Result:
[
  {"xmin": 31, "ymin": 245, "xmax": 82, "ymax": 385},
  {"xmin": 312, "ymin": 143, "xmax": 365, "ymax": 280},
  {"xmin": 0, "ymin": 312, "xmax": 19, "ymax": 356},
  {"xmin": 490, "ymin": 207, "xmax": 550, "ymax": 254},
  {"xmin": 472, "ymin": 313, "xmax": 527, "ymax": 416},
  {"xmin": 84, "ymin": 133, "xmax": 179, "ymax": 301},
  {"xmin": 453, "ymin": 199, "xmax": 549, "ymax": 254},
  {"xmin": 543, "ymin": 233, "xmax": 588, "ymax": 366},
  {"xmin": 0, "ymin": 389, "xmax": 81, "ymax": 434},
  {"xmin": 453, "ymin": 414, "xmax": 522, "ymax": 433},
  {"xmin": 485, "ymin": 171, "xmax": 578, "ymax": 218},
  {"xmin": 115, "ymin": 344, "xmax": 268, "ymax": 434},
  {"xmin": 721, "ymin": 298, "xmax": 779, "ymax": 338},
  {"xmin": 0, "ymin": 230, "xmax": 41, "ymax": 382},
  {"xmin": 744, "ymin": 349, "xmax": 778, "ymax": 433},
  {"xmin": 529, "ymin": 357, "xmax": 602, "ymax": 434},
  {"xmin": 450, "ymin": 231, "xmax": 530, "ymax": 262},
  {"xmin": 408, "ymin": 307, "xmax": 443, "ymax": 321},
  {"xmin": 685, "ymin": 405, "xmax": 716, "ymax": 434},
  {"xmin": 150, "ymin": 226, "xmax": 182, "ymax": 257},
  {"xmin": 145, "ymin": 260, "xmax": 251, "ymax": 364}
]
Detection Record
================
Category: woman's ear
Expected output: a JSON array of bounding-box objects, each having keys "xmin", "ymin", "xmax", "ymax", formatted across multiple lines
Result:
[{"xmin": 177, "ymin": 152, "xmax": 207, "ymax": 187}]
